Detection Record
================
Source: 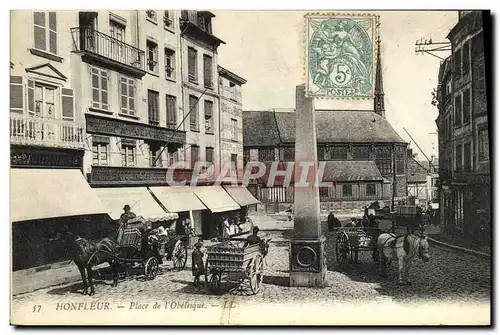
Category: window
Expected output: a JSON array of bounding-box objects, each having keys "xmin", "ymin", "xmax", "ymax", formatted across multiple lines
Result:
[
  {"xmin": 330, "ymin": 146, "xmax": 348, "ymax": 160},
  {"xmin": 109, "ymin": 20, "xmax": 125, "ymax": 59},
  {"xmin": 166, "ymin": 148, "xmax": 178, "ymax": 167},
  {"xmin": 149, "ymin": 143, "xmax": 162, "ymax": 167},
  {"xmin": 204, "ymin": 100, "xmax": 213, "ymax": 133},
  {"xmin": 352, "ymin": 146, "xmax": 370, "ymax": 160},
  {"xmin": 258, "ymin": 148, "xmax": 275, "ymax": 161},
  {"xmin": 319, "ymin": 187, "xmax": 329, "ymax": 200},
  {"xmin": 342, "ymin": 184, "xmax": 353, "ymax": 197},
  {"xmin": 478, "ymin": 128, "xmax": 489, "ymax": 161},
  {"xmin": 147, "ymin": 40, "xmax": 158, "ymax": 73},
  {"xmin": 121, "ymin": 141, "xmax": 136, "ymax": 167},
  {"xmin": 317, "ymin": 146, "xmax": 327, "ymax": 160},
  {"xmin": 191, "ymin": 145, "xmax": 199, "ymax": 169},
  {"xmin": 462, "ymin": 40, "xmax": 470, "ymax": 75},
  {"xmin": 92, "ymin": 136, "xmax": 110, "ymax": 166},
  {"xmin": 166, "ymin": 94, "xmax": 177, "ymax": 129},
  {"xmin": 455, "ymin": 144, "xmax": 462, "ymax": 172},
  {"xmin": 366, "ymin": 184, "xmax": 376, "ymax": 196},
  {"xmin": 146, "ymin": 10, "xmax": 157, "ymax": 23},
  {"xmin": 33, "ymin": 12, "xmax": 57, "ymax": 54},
  {"xmin": 120, "ymin": 76, "xmax": 135, "ymax": 115},
  {"xmin": 189, "ymin": 95, "xmax": 199, "ymax": 131},
  {"xmin": 188, "ymin": 47, "xmax": 197, "ymax": 83},
  {"xmin": 464, "ymin": 142, "xmax": 471, "ymax": 172},
  {"xmin": 395, "ymin": 146, "xmax": 406, "ymax": 174},
  {"xmin": 148, "ymin": 90, "xmax": 159, "ymax": 126},
  {"xmin": 163, "ymin": 11, "xmax": 174, "ymax": 29},
  {"xmin": 231, "ymin": 118, "xmax": 238, "ymax": 141},
  {"xmin": 91, "ymin": 67, "xmax": 108, "ymax": 110},
  {"xmin": 374, "ymin": 146, "xmax": 392, "ymax": 175},
  {"xmin": 231, "ymin": 154, "xmax": 238, "ymax": 173},
  {"xmin": 463, "ymin": 88, "xmax": 471, "ymax": 124},
  {"xmin": 165, "ymin": 48, "xmax": 175, "ymax": 80},
  {"xmin": 453, "ymin": 48, "xmax": 461, "ymax": 79},
  {"xmin": 206, "ymin": 147, "xmax": 214, "ymax": 165},
  {"xmin": 447, "ymin": 116, "xmax": 452, "ymax": 140},
  {"xmin": 203, "ymin": 54, "xmax": 213, "ymax": 88},
  {"xmin": 33, "ymin": 84, "xmax": 56, "ymax": 118},
  {"xmin": 454, "ymin": 95, "xmax": 462, "ymax": 127},
  {"xmin": 282, "ymin": 147, "xmax": 295, "ymax": 161}
]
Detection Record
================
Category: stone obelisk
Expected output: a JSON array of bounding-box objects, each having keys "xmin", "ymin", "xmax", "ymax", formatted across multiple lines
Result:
[{"xmin": 289, "ymin": 84, "xmax": 326, "ymax": 287}]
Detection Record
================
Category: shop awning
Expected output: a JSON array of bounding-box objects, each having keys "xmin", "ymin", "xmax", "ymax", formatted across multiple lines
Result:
[
  {"xmin": 222, "ymin": 185, "xmax": 260, "ymax": 206},
  {"xmin": 192, "ymin": 186, "xmax": 240, "ymax": 213},
  {"xmin": 93, "ymin": 187, "xmax": 177, "ymax": 222},
  {"xmin": 149, "ymin": 186, "xmax": 207, "ymax": 213},
  {"xmin": 11, "ymin": 168, "xmax": 108, "ymax": 222}
]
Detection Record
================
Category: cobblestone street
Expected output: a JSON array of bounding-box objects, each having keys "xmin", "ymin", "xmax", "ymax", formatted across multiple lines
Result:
[{"xmin": 12, "ymin": 229, "xmax": 491, "ymax": 316}]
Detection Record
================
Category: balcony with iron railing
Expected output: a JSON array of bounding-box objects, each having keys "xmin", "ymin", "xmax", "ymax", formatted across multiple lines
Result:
[
  {"xmin": 71, "ymin": 27, "xmax": 146, "ymax": 77},
  {"xmin": 10, "ymin": 115, "xmax": 85, "ymax": 150}
]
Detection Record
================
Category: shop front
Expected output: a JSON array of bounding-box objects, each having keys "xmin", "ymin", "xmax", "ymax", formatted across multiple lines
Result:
[
  {"xmin": 222, "ymin": 185, "xmax": 260, "ymax": 234},
  {"xmin": 191, "ymin": 186, "xmax": 241, "ymax": 239},
  {"xmin": 11, "ymin": 168, "xmax": 109, "ymax": 271}
]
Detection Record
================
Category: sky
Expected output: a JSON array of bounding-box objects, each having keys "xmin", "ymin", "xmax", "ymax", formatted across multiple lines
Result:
[{"xmin": 212, "ymin": 10, "xmax": 458, "ymax": 160}]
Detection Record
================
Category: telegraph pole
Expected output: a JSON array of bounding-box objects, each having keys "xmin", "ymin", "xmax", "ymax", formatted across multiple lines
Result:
[{"xmin": 414, "ymin": 38, "xmax": 451, "ymax": 60}]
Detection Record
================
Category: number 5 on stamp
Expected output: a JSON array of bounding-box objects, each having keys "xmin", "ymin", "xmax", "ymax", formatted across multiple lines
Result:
[{"xmin": 305, "ymin": 13, "xmax": 379, "ymax": 100}]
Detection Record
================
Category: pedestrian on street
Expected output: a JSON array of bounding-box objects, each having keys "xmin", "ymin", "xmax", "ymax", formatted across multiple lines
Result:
[
  {"xmin": 192, "ymin": 238, "xmax": 205, "ymax": 286},
  {"xmin": 286, "ymin": 205, "xmax": 293, "ymax": 221},
  {"xmin": 327, "ymin": 211, "xmax": 335, "ymax": 232}
]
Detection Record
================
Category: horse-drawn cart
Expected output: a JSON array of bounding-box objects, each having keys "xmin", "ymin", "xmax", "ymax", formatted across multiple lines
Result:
[
  {"xmin": 204, "ymin": 238, "xmax": 270, "ymax": 294},
  {"xmin": 335, "ymin": 205, "xmax": 425, "ymax": 270},
  {"xmin": 113, "ymin": 217, "xmax": 188, "ymax": 280}
]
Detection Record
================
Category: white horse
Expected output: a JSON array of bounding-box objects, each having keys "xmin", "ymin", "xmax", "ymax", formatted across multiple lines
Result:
[{"xmin": 377, "ymin": 232, "xmax": 430, "ymax": 285}]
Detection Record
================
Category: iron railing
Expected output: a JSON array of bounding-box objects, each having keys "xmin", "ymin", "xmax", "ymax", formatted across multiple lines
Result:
[
  {"xmin": 10, "ymin": 115, "xmax": 85, "ymax": 149},
  {"xmin": 71, "ymin": 27, "xmax": 145, "ymax": 72}
]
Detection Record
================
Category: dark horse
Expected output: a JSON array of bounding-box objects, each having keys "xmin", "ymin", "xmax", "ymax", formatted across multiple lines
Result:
[{"xmin": 69, "ymin": 234, "xmax": 120, "ymax": 296}]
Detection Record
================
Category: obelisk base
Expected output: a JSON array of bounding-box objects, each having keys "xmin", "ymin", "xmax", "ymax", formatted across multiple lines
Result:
[{"xmin": 289, "ymin": 236, "xmax": 327, "ymax": 287}]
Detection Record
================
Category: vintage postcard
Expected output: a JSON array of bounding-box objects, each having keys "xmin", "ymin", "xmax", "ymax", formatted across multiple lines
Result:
[{"xmin": 9, "ymin": 9, "xmax": 491, "ymax": 326}]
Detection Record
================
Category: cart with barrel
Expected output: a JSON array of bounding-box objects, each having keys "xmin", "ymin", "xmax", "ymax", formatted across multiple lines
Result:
[{"xmin": 204, "ymin": 238, "xmax": 271, "ymax": 294}]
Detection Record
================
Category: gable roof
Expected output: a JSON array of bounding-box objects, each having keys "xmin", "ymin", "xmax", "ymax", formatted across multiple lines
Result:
[
  {"xmin": 244, "ymin": 110, "xmax": 406, "ymax": 147},
  {"xmin": 407, "ymin": 159, "xmax": 428, "ymax": 183}
]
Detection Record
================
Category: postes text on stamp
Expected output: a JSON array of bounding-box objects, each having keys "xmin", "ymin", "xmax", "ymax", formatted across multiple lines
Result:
[{"xmin": 305, "ymin": 13, "xmax": 378, "ymax": 99}]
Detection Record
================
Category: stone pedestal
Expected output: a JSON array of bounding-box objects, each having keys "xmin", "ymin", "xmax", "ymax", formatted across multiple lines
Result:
[{"xmin": 289, "ymin": 84, "xmax": 327, "ymax": 287}]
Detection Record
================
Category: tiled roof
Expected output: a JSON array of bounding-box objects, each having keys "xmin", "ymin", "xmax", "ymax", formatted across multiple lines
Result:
[
  {"xmin": 254, "ymin": 160, "xmax": 384, "ymax": 186},
  {"xmin": 243, "ymin": 111, "xmax": 281, "ymax": 146},
  {"xmin": 408, "ymin": 159, "xmax": 428, "ymax": 183},
  {"xmin": 244, "ymin": 110, "xmax": 406, "ymax": 146}
]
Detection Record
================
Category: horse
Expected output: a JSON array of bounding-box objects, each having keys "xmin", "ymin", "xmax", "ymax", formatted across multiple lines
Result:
[
  {"xmin": 376, "ymin": 231, "xmax": 430, "ymax": 285},
  {"xmin": 68, "ymin": 234, "xmax": 120, "ymax": 296}
]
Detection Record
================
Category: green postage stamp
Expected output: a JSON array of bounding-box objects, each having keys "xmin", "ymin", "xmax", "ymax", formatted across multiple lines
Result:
[{"xmin": 305, "ymin": 13, "xmax": 379, "ymax": 99}]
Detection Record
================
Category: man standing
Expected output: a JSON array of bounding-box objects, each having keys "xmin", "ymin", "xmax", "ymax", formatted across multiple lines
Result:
[
  {"xmin": 120, "ymin": 205, "xmax": 136, "ymax": 226},
  {"xmin": 327, "ymin": 211, "xmax": 336, "ymax": 232},
  {"xmin": 245, "ymin": 226, "xmax": 262, "ymax": 247}
]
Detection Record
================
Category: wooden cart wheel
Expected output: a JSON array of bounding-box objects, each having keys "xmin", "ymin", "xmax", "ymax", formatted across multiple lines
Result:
[
  {"xmin": 209, "ymin": 270, "xmax": 221, "ymax": 292},
  {"xmin": 145, "ymin": 257, "xmax": 159, "ymax": 280},
  {"xmin": 249, "ymin": 253, "xmax": 264, "ymax": 295},
  {"xmin": 172, "ymin": 240, "xmax": 187, "ymax": 270},
  {"xmin": 336, "ymin": 231, "xmax": 352, "ymax": 269}
]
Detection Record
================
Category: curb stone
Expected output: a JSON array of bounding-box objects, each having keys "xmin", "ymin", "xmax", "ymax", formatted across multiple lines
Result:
[{"xmin": 427, "ymin": 236, "xmax": 491, "ymax": 259}]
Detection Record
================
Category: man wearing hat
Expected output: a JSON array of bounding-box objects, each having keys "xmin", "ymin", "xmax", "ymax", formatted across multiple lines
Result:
[{"xmin": 119, "ymin": 204, "xmax": 137, "ymax": 227}]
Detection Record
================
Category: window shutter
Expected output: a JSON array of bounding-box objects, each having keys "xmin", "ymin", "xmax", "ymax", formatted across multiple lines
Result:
[
  {"xmin": 10, "ymin": 76, "xmax": 23, "ymax": 113},
  {"xmin": 203, "ymin": 55, "xmax": 212, "ymax": 87},
  {"xmin": 48, "ymin": 12, "xmax": 57, "ymax": 54},
  {"xmin": 61, "ymin": 88, "xmax": 75, "ymax": 120},
  {"xmin": 27, "ymin": 79, "xmax": 35, "ymax": 114},
  {"xmin": 33, "ymin": 12, "xmax": 46, "ymax": 51}
]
